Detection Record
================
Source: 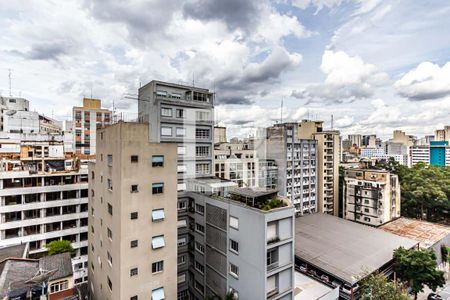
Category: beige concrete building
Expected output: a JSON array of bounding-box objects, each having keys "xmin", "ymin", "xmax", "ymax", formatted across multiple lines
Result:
[
  {"xmin": 88, "ymin": 122, "xmax": 177, "ymax": 300},
  {"xmin": 392, "ymin": 130, "xmax": 415, "ymax": 147},
  {"xmin": 73, "ymin": 98, "xmax": 111, "ymax": 156},
  {"xmin": 214, "ymin": 126, "xmax": 227, "ymax": 144},
  {"xmin": 343, "ymin": 169, "xmax": 400, "ymax": 227},
  {"xmin": 435, "ymin": 126, "xmax": 450, "ymax": 141},
  {"xmin": 298, "ymin": 120, "xmax": 340, "ymax": 216}
]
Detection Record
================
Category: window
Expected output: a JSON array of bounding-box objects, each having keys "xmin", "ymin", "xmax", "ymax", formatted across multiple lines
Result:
[
  {"xmin": 107, "ymin": 203, "xmax": 113, "ymax": 215},
  {"xmin": 176, "ymin": 109, "xmax": 184, "ymax": 118},
  {"xmin": 107, "ymin": 251, "xmax": 112, "ymax": 266},
  {"xmin": 196, "ymin": 111, "xmax": 210, "ymax": 121},
  {"xmin": 107, "ymin": 179, "xmax": 113, "ymax": 191},
  {"xmin": 107, "ymin": 276, "xmax": 112, "ymax": 291},
  {"xmin": 152, "ymin": 155, "xmax": 164, "ymax": 167},
  {"xmin": 196, "ymin": 128, "xmax": 210, "ymax": 139},
  {"xmin": 130, "ymin": 268, "xmax": 138, "ymax": 277},
  {"xmin": 161, "ymin": 107, "xmax": 172, "ymax": 117},
  {"xmin": 152, "ymin": 235, "xmax": 165, "ymax": 249},
  {"xmin": 229, "ymin": 263, "xmax": 239, "ymax": 278},
  {"xmin": 178, "ymin": 201, "xmax": 187, "ymax": 211},
  {"xmin": 177, "ymin": 219, "xmax": 187, "ymax": 228},
  {"xmin": 152, "ymin": 260, "xmax": 164, "ymax": 273},
  {"xmin": 176, "ymin": 127, "xmax": 186, "ymax": 137},
  {"xmin": 195, "ymin": 261, "xmax": 204, "ymax": 274},
  {"xmin": 230, "ymin": 239, "xmax": 239, "ymax": 254},
  {"xmin": 50, "ymin": 280, "xmax": 69, "ymax": 293},
  {"xmin": 130, "ymin": 212, "xmax": 138, "ymax": 220},
  {"xmin": 131, "ymin": 184, "xmax": 138, "ymax": 193},
  {"xmin": 178, "ymin": 255, "xmax": 186, "ymax": 265},
  {"xmin": 196, "ymin": 146, "xmax": 210, "ymax": 157},
  {"xmin": 130, "ymin": 240, "xmax": 138, "ymax": 248},
  {"xmin": 107, "ymin": 228, "xmax": 112, "ymax": 240},
  {"xmin": 107, "ymin": 155, "xmax": 113, "ymax": 167},
  {"xmin": 177, "ymin": 237, "xmax": 187, "ymax": 246},
  {"xmin": 152, "ymin": 183, "xmax": 164, "ymax": 194},
  {"xmin": 131, "ymin": 296, "xmax": 138, "ymax": 300},
  {"xmin": 195, "ymin": 242, "xmax": 205, "ymax": 254},
  {"xmin": 177, "ymin": 146, "xmax": 186, "ymax": 155},
  {"xmin": 131, "ymin": 155, "xmax": 138, "ymax": 163},
  {"xmin": 91, "ymin": 171, "xmax": 95, "ymax": 180},
  {"xmin": 195, "ymin": 204, "xmax": 205, "ymax": 215},
  {"xmin": 195, "ymin": 163, "xmax": 210, "ymax": 175},
  {"xmin": 152, "ymin": 209, "xmax": 165, "ymax": 222},
  {"xmin": 178, "ymin": 274, "xmax": 186, "ymax": 284},
  {"xmin": 152, "ymin": 288, "xmax": 165, "ymax": 300},
  {"xmin": 161, "ymin": 127, "xmax": 172, "ymax": 136},
  {"xmin": 230, "ymin": 216, "xmax": 239, "ymax": 230},
  {"xmin": 195, "ymin": 223, "xmax": 205, "ymax": 234},
  {"xmin": 195, "ymin": 280, "xmax": 204, "ymax": 294}
]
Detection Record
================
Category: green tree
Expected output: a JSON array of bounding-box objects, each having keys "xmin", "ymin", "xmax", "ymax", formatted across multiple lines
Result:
[
  {"xmin": 360, "ymin": 272, "xmax": 410, "ymax": 300},
  {"xmin": 393, "ymin": 247, "xmax": 445, "ymax": 299},
  {"xmin": 45, "ymin": 240, "xmax": 75, "ymax": 256}
]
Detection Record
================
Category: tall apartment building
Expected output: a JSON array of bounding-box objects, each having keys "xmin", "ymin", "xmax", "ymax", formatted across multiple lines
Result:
[
  {"xmin": 435, "ymin": 126, "xmax": 450, "ymax": 141},
  {"xmin": 343, "ymin": 169, "xmax": 401, "ymax": 227},
  {"xmin": 0, "ymin": 138, "xmax": 89, "ymax": 284},
  {"xmin": 348, "ymin": 134, "xmax": 362, "ymax": 147},
  {"xmin": 409, "ymin": 145, "xmax": 430, "ymax": 167},
  {"xmin": 298, "ymin": 120, "xmax": 339, "ymax": 216},
  {"xmin": 392, "ymin": 130, "xmax": 416, "ymax": 147},
  {"xmin": 0, "ymin": 97, "xmax": 30, "ymax": 132},
  {"xmin": 185, "ymin": 188, "xmax": 295, "ymax": 300},
  {"xmin": 264, "ymin": 123, "xmax": 317, "ymax": 215},
  {"xmin": 88, "ymin": 122, "xmax": 178, "ymax": 300},
  {"xmin": 72, "ymin": 98, "xmax": 112, "ymax": 156},
  {"xmin": 430, "ymin": 141, "xmax": 449, "ymax": 166},
  {"xmin": 362, "ymin": 135, "xmax": 377, "ymax": 147},
  {"xmin": 214, "ymin": 126, "xmax": 227, "ymax": 144}
]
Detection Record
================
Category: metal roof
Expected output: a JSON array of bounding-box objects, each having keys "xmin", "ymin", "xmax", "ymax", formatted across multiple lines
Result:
[
  {"xmin": 295, "ymin": 214, "xmax": 418, "ymax": 285},
  {"xmin": 380, "ymin": 217, "xmax": 450, "ymax": 249}
]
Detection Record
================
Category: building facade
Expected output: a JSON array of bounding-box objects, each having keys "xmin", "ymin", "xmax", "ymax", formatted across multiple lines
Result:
[
  {"xmin": 343, "ymin": 169, "xmax": 401, "ymax": 227},
  {"xmin": 72, "ymin": 98, "xmax": 112, "ymax": 156},
  {"xmin": 0, "ymin": 138, "xmax": 89, "ymax": 284},
  {"xmin": 88, "ymin": 122, "xmax": 178, "ymax": 300},
  {"xmin": 265, "ymin": 123, "xmax": 318, "ymax": 215}
]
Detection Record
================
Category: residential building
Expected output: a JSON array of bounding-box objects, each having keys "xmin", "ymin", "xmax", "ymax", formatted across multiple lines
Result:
[
  {"xmin": 265, "ymin": 123, "xmax": 318, "ymax": 215},
  {"xmin": 343, "ymin": 169, "xmax": 401, "ymax": 227},
  {"xmin": 88, "ymin": 122, "xmax": 178, "ymax": 300},
  {"xmin": 348, "ymin": 134, "xmax": 362, "ymax": 147},
  {"xmin": 0, "ymin": 246, "xmax": 75, "ymax": 300},
  {"xmin": 0, "ymin": 138, "xmax": 89, "ymax": 284},
  {"xmin": 409, "ymin": 145, "xmax": 430, "ymax": 166},
  {"xmin": 435, "ymin": 126, "xmax": 450, "ymax": 141},
  {"xmin": 360, "ymin": 147, "xmax": 385, "ymax": 158},
  {"xmin": 259, "ymin": 159, "xmax": 278, "ymax": 190},
  {"xmin": 138, "ymin": 80, "xmax": 214, "ymax": 189},
  {"xmin": 392, "ymin": 130, "xmax": 415, "ymax": 147},
  {"xmin": 214, "ymin": 126, "xmax": 227, "ymax": 144},
  {"xmin": 298, "ymin": 120, "xmax": 340, "ymax": 216},
  {"xmin": 39, "ymin": 115, "xmax": 62, "ymax": 134},
  {"xmin": 185, "ymin": 188, "xmax": 295, "ymax": 299},
  {"xmin": 0, "ymin": 97, "xmax": 30, "ymax": 132},
  {"xmin": 2, "ymin": 110, "xmax": 40, "ymax": 133},
  {"xmin": 362, "ymin": 135, "xmax": 377, "ymax": 147},
  {"xmin": 295, "ymin": 214, "xmax": 417, "ymax": 300},
  {"xmin": 72, "ymin": 98, "xmax": 112, "ymax": 156}
]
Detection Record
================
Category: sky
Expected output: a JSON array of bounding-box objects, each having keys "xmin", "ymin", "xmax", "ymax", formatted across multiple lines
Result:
[{"xmin": 0, "ymin": 0, "xmax": 449, "ymax": 140}]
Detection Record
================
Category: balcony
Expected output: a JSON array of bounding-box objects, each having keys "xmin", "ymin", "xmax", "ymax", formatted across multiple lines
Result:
[{"xmin": 267, "ymin": 288, "xmax": 279, "ymax": 299}]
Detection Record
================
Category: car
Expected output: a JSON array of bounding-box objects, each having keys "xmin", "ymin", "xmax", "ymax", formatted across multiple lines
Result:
[{"xmin": 427, "ymin": 293, "xmax": 443, "ymax": 300}]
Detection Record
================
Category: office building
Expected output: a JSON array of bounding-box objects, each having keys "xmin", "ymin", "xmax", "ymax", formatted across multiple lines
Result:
[
  {"xmin": 185, "ymin": 188, "xmax": 295, "ymax": 299},
  {"xmin": 435, "ymin": 126, "xmax": 450, "ymax": 141},
  {"xmin": 343, "ymin": 169, "xmax": 401, "ymax": 227},
  {"xmin": 362, "ymin": 135, "xmax": 377, "ymax": 148},
  {"xmin": 265, "ymin": 123, "xmax": 318, "ymax": 215},
  {"xmin": 214, "ymin": 126, "xmax": 227, "ymax": 144},
  {"xmin": 430, "ymin": 141, "xmax": 449, "ymax": 166},
  {"xmin": 0, "ymin": 138, "xmax": 89, "ymax": 285},
  {"xmin": 409, "ymin": 145, "xmax": 430, "ymax": 166},
  {"xmin": 392, "ymin": 130, "xmax": 415, "ymax": 147},
  {"xmin": 298, "ymin": 120, "xmax": 340, "ymax": 216},
  {"xmin": 360, "ymin": 147, "xmax": 385, "ymax": 158},
  {"xmin": 88, "ymin": 122, "xmax": 178, "ymax": 300},
  {"xmin": 72, "ymin": 98, "xmax": 112, "ymax": 156},
  {"xmin": 348, "ymin": 134, "xmax": 362, "ymax": 147}
]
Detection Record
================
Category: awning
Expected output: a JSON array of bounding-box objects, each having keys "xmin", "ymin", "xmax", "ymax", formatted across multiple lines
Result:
[
  {"xmin": 152, "ymin": 236, "xmax": 165, "ymax": 249},
  {"xmin": 152, "ymin": 287, "xmax": 165, "ymax": 300}
]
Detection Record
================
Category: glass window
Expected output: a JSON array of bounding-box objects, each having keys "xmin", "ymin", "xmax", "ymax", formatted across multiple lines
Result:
[
  {"xmin": 152, "ymin": 260, "xmax": 164, "ymax": 273},
  {"xmin": 130, "ymin": 212, "xmax": 138, "ymax": 220},
  {"xmin": 178, "ymin": 255, "xmax": 186, "ymax": 265},
  {"xmin": 176, "ymin": 127, "xmax": 186, "ymax": 137},
  {"xmin": 229, "ymin": 263, "xmax": 239, "ymax": 278},
  {"xmin": 107, "ymin": 154, "xmax": 113, "ymax": 167},
  {"xmin": 161, "ymin": 107, "xmax": 172, "ymax": 117},
  {"xmin": 195, "ymin": 223, "xmax": 205, "ymax": 234},
  {"xmin": 130, "ymin": 268, "xmax": 138, "ymax": 277},
  {"xmin": 130, "ymin": 240, "xmax": 138, "ymax": 248},
  {"xmin": 195, "ymin": 128, "xmax": 210, "ymax": 139},
  {"xmin": 230, "ymin": 239, "xmax": 239, "ymax": 253},
  {"xmin": 152, "ymin": 183, "xmax": 164, "ymax": 194},
  {"xmin": 196, "ymin": 146, "xmax": 210, "ymax": 157},
  {"xmin": 152, "ymin": 155, "xmax": 164, "ymax": 167},
  {"xmin": 195, "ymin": 204, "xmax": 204, "ymax": 215},
  {"xmin": 161, "ymin": 127, "xmax": 172, "ymax": 136},
  {"xmin": 131, "ymin": 155, "xmax": 138, "ymax": 163},
  {"xmin": 131, "ymin": 184, "xmax": 139, "ymax": 193},
  {"xmin": 152, "ymin": 209, "xmax": 165, "ymax": 222},
  {"xmin": 152, "ymin": 235, "xmax": 165, "ymax": 249},
  {"xmin": 177, "ymin": 237, "xmax": 187, "ymax": 246},
  {"xmin": 177, "ymin": 219, "xmax": 187, "ymax": 228},
  {"xmin": 230, "ymin": 216, "xmax": 239, "ymax": 230},
  {"xmin": 177, "ymin": 146, "xmax": 186, "ymax": 155},
  {"xmin": 176, "ymin": 109, "xmax": 184, "ymax": 118},
  {"xmin": 152, "ymin": 288, "xmax": 165, "ymax": 300}
]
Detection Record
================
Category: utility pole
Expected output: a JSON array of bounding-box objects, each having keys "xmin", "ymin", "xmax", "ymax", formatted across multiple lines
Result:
[
  {"xmin": 280, "ymin": 97, "xmax": 284, "ymax": 124},
  {"xmin": 8, "ymin": 69, "xmax": 12, "ymax": 97}
]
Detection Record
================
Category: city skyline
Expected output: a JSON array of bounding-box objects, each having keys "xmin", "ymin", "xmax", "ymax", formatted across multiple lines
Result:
[{"xmin": 1, "ymin": 1, "xmax": 450, "ymax": 139}]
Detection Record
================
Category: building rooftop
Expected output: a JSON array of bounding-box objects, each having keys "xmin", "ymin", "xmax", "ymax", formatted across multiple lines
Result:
[
  {"xmin": 229, "ymin": 187, "xmax": 278, "ymax": 199},
  {"xmin": 380, "ymin": 217, "xmax": 450, "ymax": 249},
  {"xmin": 294, "ymin": 271, "xmax": 337, "ymax": 300},
  {"xmin": 295, "ymin": 214, "xmax": 418, "ymax": 284},
  {"xmin": 39, "ymin": 252, "xmax": 73, "ymax": 281},
  {"xmin": 0, "ymin": 244, "xmax": 27, "ymax": 264}
]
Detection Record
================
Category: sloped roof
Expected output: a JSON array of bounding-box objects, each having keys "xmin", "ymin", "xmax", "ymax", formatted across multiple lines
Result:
[{"xmin": 39, "ymin": 253, "xmax": 73, "ymax": 280}]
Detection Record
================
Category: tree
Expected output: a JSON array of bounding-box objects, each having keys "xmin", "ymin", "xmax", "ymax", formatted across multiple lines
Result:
[
  {"xmin": 46, "ymin": 240, "xmax": 75, "ymax": 256},
  {"xmin": 360, "ymin": 272, "xmax": 410, "ymax": 300},
  {"xmin": 393, "ymin": 247, "xmax": 445, "ymax": 299}
]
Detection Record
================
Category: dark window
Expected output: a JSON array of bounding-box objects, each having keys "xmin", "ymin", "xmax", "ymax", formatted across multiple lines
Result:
[
  {"xmin": 130, "ymin": 268, "xmax": 138, "ymax": 277},
  {"xmin": 107, "ymin": 203, "xmax": 113, "ymax": 215},
  {"xmin": 131, "ymin": 155, "xmax": 138, "ymax": 163},
  {"xmin": 152, "ymin": 155, "xmax": 164, "ymax": 167},
  {"xmin": 130, "ymin": 212, "xmax": 138, "ymax": 220},
  {"xmin": 130, "ymin": 240, "xmax": 138, "ymax": 248},
  {"xmin": 131, "ymin": 185, "xmax": 138, "ymax": 193},
  {"xmin": 152, "ymin": 183, "xmax": 164, "ymax": 194}
]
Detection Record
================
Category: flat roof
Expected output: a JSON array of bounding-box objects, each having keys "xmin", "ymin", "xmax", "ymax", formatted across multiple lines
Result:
[
  {"xmin": 380, "ymin": 217, "xmax": 450, "ymax": 249},
  {"xmin": 294, "ymin": 271, "xmax": 336, "ymax": 300},
  {"xmin": 229, "ymin": 187, "xmax": 278, "ymax": 199},
  {"xmin": 295, "ymin": 214, "xmax": 418, "ymax": 284}
]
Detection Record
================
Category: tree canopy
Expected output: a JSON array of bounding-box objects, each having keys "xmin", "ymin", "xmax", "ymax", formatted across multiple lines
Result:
[
  {"xmin": 45, "ymin": 240, "xmax": 75, "ymax": 256},
  {"xmin": 393, "ymin": 247, "xmax": 445, "ymax": 299},
  {"xmin": 360, "ymin": 272, "xmax": 410, "ymax": 300}
]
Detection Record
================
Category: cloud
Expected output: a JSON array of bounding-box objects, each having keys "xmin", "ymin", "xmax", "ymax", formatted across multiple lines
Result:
[
  {"xmin": 12, "ymin": 41, "xmax": 74, "ymax": 61},
  {"xmin": 183, "ymin": 0, "xmax": 262, "ymax": 33},
  {"xmin": 335, "ymin": 115, "xmax": 354, "ymax": 128},
  {"xmin": 292, "ymin": 50, "xmax": 388, "ymax": 102},
  {"xmin": 394, "ymin": 61, "xmax": 450, "ymax": 100}
]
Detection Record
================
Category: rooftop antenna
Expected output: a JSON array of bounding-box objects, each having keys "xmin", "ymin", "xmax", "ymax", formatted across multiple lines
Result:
[
  {"xmin": 280, "ymin": 97, "xmax": 284, "ymax": 124},
  {"xmin": 8, "ymin": 69, "xmax": 12, "ymax": 97},
  {"xmin": 192, "ymin": 73, "xmax": 195, "ymax": 87},
  {"xmin": 90, "ymin": 86, "xmax": 93, "ymax": 99},
  {"xmin": 331, "ymin": 114, "xmax": 334, "ymax": 129}
]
